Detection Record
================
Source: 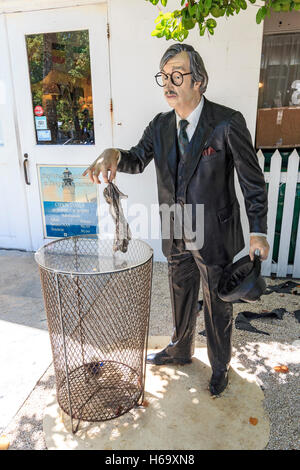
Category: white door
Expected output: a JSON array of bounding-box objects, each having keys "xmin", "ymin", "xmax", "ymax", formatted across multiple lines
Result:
[
  {"xmin": 0, "ymin": 15, "xmax": 31, "ymax": 250},
  {"xmin": 6, "ymin": 4, "xmax": 112, "ymax": 250}
]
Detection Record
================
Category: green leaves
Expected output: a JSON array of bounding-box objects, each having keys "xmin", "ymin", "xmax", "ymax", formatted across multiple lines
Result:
[
  {"xmin": 206, "ymin": 18, "xmax": 216, "ymax": 27},
  {"xmin": 188, "ymin": 3, "xmax": 197, "ymax": 15},
  {"xmin": 204, "ymin": 0, "xmax": 212, "ymax": 13},
  {"xmin": 199, "ymin": 24, "xmax": 206, "ymax": 36},
  {"xmin": 147, "ymin": 0, "xmax": 299, "ymax": 41},
  {"xmin": 256, "ymin": 5, "xmax": 267, "ymax": 24},
  {"xmin": 238, "ymin": 0, "xmax": 247, "ymax": 9},
  {"xmin": 206, "ymin": 17, "xmax": 216, "ymax": 34}
]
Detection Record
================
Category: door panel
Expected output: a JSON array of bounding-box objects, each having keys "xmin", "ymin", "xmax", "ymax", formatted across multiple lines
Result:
[
  {"xmin": 0, "ymin": 14, "xmax": 31, "ymax": 249},
  {"xmin": 6, "ymin": 4, "xmax": 111, "ymax": 250}
]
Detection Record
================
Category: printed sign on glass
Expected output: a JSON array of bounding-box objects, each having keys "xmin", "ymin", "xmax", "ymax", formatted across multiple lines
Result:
[
  {"xmin": 35, "ymin": 116, "xmax": 47, "ymax": 130},
  {"xmin": 34, "ymin": 105, "xmax": 44, "ymax": 116},
  {"xmin": 37, "ymin": 129, "xmax": 52, "ymax": 141},
  {"xmin": 38, "ymin": 165, "xmax": 99, "ymax": 238}
]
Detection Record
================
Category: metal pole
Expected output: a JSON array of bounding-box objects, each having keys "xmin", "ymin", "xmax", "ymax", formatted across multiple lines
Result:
[
  {"xmin": 55, "ymin": 272, "xmax": 76, "ymax": 434},
  {"xmin": 74, "ymin": 274, "xmax": 88, "ymax": 384},
  {"xmin": 139, "ymin": 253, "xmax": 153, "ymax": 406}
]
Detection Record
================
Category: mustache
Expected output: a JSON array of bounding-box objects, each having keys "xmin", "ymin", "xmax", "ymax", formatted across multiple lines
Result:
[{"xmin": 165, "ymin": 91, "xmax": 177, "ymax": 96}]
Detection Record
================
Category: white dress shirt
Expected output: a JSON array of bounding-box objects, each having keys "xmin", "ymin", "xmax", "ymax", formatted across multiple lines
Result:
[
  {"xmin": 175, "ymin": 94, "xmax": 204, "ymax": 140},
  {"xmin": 117, "ymin": 95, "xmax": 266, "ymax": 238}
]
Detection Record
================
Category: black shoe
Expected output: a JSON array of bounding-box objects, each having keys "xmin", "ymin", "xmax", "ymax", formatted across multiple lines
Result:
[
  {"xmin": 209, "ymin": 369, "xmax": 229, "ymax": 396},
  {"xmin": 146, "ymin": 348, "xmax": 192, "ymax": 366}
]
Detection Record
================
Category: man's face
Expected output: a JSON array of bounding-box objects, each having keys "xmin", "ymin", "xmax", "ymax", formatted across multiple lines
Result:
[{"xmin": 162, "ymin": 51, "xmax": 201, "ymax": 110}]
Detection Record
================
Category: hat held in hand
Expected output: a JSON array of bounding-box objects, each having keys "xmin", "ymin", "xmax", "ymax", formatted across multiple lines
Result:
[{"xmin": 217, "ymin": 250, "xmax": 266, "ymax": 303}]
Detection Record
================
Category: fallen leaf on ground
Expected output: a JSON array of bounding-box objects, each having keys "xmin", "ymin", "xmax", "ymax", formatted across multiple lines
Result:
[
  {"xmin": 0, "ymin": 435, "xmax": 10, "ymax": 450},
  {"xmin": 274, "ymin": 365, "xmax": 289, "ymax": 373},
  {"xmin": 142, "ymin": 399, "xmax": 149, "ymax": 407},
  {"xmin": 249, "ymin": 417, "xmax": 258, "ymax": 426}
]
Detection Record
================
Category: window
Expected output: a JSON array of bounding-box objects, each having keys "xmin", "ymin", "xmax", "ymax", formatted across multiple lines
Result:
[
  {"xmin": 256, "ymin": 32, "xmax": 300, "ymax": 148},
  {"xmin": 26, "ymin": 30, "xmax": 94, "ymax": 145}
]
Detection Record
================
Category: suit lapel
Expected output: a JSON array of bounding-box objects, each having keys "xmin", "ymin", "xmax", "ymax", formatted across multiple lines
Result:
[
  {"xmin": 183, "ymin": 95, "xmax": 217, "ymax": 190},
  {"xmin": 162, "ymin": 110, "xmax": 177, "ymax": 192}
]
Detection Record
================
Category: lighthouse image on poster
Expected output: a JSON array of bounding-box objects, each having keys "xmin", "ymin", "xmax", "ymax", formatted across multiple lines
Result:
[{"xmin": 62, "ymin": 167, "xmax": 75, "ymax": 202}]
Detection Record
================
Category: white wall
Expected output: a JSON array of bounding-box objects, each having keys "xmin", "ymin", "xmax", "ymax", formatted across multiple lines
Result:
[{"xmin": 108, "ymin": 0, "xmax": 264, "ymax": 260}]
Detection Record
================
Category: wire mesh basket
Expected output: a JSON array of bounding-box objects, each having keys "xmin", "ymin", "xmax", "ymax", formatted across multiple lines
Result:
[{"xmin": 35, "ymin": 235, "xmax": 153, "ymax": 433}]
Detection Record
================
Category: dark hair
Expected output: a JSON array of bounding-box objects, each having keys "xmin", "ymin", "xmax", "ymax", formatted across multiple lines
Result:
[{"xmin": 159, "ymin": 43, "xmax": 208, "ymax": 94}]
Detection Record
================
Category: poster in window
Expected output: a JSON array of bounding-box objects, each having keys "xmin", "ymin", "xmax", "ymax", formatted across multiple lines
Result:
[{"xmin": 38, "ymin": 165, "xmax": 99, "ymax": 238}]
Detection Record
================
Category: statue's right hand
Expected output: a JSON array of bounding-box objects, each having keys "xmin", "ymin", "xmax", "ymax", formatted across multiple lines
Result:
[{"xmin": 82, "ymin": 148, "xmax": 120, "ymax": 184}]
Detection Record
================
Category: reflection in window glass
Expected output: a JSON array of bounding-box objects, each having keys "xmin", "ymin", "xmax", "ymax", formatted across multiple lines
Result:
[
  {"xmin": 26, "ymin": 30, "xmax": 94, "ymax": 145},
  {"xmin": 256, "ymin": 32, "xmax": 300, "ymax": 148},
  {"xmin": 258, "ymin": 33, "xmax": 300, "ymax": 109}
]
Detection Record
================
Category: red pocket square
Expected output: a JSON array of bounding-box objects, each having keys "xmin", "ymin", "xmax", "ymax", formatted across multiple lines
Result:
[{"xmin": 202, "ymin": 146, "xmax": 216, "ymax": 156}]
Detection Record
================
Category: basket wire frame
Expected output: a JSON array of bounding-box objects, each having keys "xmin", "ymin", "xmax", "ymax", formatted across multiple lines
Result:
[{"xmin": 36, "ymin": 236, "xmax": 153, "ymax": 434}]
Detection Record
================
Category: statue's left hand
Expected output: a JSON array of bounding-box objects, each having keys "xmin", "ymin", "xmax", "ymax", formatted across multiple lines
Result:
[{"xmin": 249, "ymin": 235, "xmax": 270, "ymax": 261}]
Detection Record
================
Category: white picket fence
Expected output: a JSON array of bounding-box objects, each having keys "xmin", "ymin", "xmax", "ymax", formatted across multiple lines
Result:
[{"xmin": 234, "ymin": 149, "xmax": 300, "ymax": 279}]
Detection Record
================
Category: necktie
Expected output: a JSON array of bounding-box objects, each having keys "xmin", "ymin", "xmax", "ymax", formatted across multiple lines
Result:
[{"xmin": 178, "ymin": 119, "xmax": 189, "ymax": 158}]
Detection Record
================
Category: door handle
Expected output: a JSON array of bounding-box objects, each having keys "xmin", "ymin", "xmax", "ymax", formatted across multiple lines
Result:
[{"xmin": 23, "ymin": 153, "xmax": 30, "ymax": 185}]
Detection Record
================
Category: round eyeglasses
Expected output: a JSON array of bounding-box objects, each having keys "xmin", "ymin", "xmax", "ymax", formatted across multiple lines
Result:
[{"xmin": 155, "ymin": 71, "xmax": 193, "ymax": 87}]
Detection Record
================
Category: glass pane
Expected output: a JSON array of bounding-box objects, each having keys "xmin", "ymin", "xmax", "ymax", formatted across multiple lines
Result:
[
  {"xmin": 26, "ymin": 30, "xmax": 94, "ymax": 145},
  {"xmin": 256, "ymin": 32, "xmax": 300, "ymax": 148},
  {"xmin": 258, "ymin": 33, "xmax": 300, "ymax": 109}
]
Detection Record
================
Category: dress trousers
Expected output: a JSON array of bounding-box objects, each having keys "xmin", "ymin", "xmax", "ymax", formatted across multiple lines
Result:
[{"xmin": 163, "ymin": 119, "xmax": 234, "ymax": 373}]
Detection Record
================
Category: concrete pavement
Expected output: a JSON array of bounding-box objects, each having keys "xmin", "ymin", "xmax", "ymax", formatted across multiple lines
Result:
[{"xmin": 0, "ymin": 249, "xmax": 52, "ymax": 433}]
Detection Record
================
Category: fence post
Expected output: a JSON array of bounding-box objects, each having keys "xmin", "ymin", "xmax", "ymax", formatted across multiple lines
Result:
[
  {"xmin": 277, "ymin": 150, "xmax": 299, "ymax": 277},
  {"xmin": 261, "ymin": 150, "xmax": 281, "ymax": 276}
]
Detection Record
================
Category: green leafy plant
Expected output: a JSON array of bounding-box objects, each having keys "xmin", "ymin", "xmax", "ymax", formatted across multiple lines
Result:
[{"xmin": 145, "ymin": 0, "xmax": 300, "ymax": 40}]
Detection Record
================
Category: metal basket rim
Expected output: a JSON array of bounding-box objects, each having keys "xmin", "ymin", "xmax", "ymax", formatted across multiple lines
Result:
[{"xmin": 34, "ymin": 234, "xmax": 154, "ymax": 275}]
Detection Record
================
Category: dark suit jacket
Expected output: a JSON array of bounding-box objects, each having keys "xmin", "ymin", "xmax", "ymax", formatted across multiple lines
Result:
[{"xmin": 117, "ymin": 95, "xmax": 268, "ymax": 265}]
